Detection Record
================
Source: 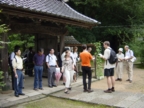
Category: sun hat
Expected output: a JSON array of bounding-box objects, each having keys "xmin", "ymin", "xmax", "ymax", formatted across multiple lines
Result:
[{"xmin": 118, "ymin": 48, "xmax": 123, "ymax": 52}]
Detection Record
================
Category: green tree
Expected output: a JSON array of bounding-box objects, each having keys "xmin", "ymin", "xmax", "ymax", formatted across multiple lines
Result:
[
  {"xmin": 68, "ymin": 0, "xmax": 144, "ymax": 51},
  {"xmin": 8, "ymin": 34, "xmax": 35, "ymax": 53}
]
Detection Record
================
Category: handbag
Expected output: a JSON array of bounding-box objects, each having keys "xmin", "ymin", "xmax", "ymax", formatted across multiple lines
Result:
[
  {"xmin": 129, "ymin": 50, "xmax": 136, "ymax": 62},
  {"xmin": 130, "ymin": 57, "xmax": 136, "ymax": 62}
]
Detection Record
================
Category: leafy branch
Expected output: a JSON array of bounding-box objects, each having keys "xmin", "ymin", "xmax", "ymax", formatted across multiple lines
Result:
[
  {"xmin": 93, "ymin": 42, "xmax": 104, "ymax": 77},
  {"xmin": 0, "ymin": 71, "xmax": 5, "ymax": 87}
]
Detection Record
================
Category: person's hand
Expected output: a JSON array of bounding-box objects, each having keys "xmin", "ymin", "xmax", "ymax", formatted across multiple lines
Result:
[
  {"xmin": 61, "ymin": 69, "xmax": 64, "ymax": 73},
  {"xmin": 98, "ymin": 54, "xmax": 103, "ymax": 58},
  {"xmin": 15, "ymin": 74, "xmax": 18, "ymax": 78},
  {"xmin": 100, "ymin": 55, "xmax": 103, "ymax": 58},
  {"xmin": 92, "ymin": 56, "xmax": 95, "ymax": 60},
  {"xmin": 61, "ymin": 67, "xmax": 64, "ymax": 73}
]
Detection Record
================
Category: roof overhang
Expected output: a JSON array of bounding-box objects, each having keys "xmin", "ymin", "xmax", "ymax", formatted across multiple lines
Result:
[{"xmin": 0, "ymin": 0, "xmax": 100, "ymax": 28}]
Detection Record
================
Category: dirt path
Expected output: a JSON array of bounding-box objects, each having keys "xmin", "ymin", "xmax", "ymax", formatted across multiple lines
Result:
[{"xmin": 91, "ymin": 64, "xmax": 144, "ymax": 93}]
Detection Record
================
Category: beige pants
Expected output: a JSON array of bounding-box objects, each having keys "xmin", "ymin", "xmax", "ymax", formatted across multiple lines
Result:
[
  {"xmin": 116, "ymin": 62, "xmax": 123, "ymax": 79},
  {"xmin": 126, "ymin": 61, "xmax": 133, "ymax": 80}
]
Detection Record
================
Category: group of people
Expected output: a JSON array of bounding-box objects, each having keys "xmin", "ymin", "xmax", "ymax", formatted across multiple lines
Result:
[
  {"xmin": 99, "ymin": 41, "xmax": 135, "ymax": 93},
  {"xmin": 9, "ymin": 45, "xmax": 81, "ymax": 96},
  {"xmin": 9, "ymin": 41, "xmax": 135, "ymax": 97}
]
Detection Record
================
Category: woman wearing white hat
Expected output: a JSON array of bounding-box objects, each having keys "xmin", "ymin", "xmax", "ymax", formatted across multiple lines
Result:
[{"xmin": 115, "ymin": 48, "xmax": 124, "ymax": 81}]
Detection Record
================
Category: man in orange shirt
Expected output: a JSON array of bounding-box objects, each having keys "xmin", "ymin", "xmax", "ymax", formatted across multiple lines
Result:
[{"xmin": 80, "ymin": 44, "xmax": 93, "ymax": 93}]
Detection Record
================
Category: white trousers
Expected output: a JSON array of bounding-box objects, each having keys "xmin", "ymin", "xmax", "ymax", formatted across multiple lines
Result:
[
  {"xmin": 64, "ymin": 69, "xmax": 75, "ymax": 88},
  {"xmin": 116, "ymin": 62, "xmax": 123, "ymax": 79},
  {"xmin": 126, "ymin": 61, "xmax": 133, "ymax": 80}
]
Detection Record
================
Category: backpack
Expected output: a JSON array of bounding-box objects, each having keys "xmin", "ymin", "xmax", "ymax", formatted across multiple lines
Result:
[{"xmin": 107, "ymin": 48, "xmax": 118, "ymax": 64}]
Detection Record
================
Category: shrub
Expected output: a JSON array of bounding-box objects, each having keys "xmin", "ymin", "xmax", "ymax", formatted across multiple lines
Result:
[{"xmin": 0, "ymin": 71, "xmax": 5, "ymax": 87}]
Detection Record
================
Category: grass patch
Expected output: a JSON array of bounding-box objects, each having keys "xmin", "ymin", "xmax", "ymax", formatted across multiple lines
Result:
[{"xmin": 19, "ymin": 97, "xmax": 113, "ymax": 108}]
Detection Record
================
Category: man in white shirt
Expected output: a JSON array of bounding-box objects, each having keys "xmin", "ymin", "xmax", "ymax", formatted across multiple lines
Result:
[
  {"xmin": 73, "ymin": 47, "xmax": 78, "ymax": 66},
  {"xmin": 116, "ymin": 48, "xmax": 124, "ymax": 81},
  {"xmin": 46, "ymin": 48, "xmax": 58, "ymax": 88},
  {"xmin": 124, "ymin": 45, "xmax": 134, "ymax": 83},
  {"xmin": 100, "ymin": 41, "xmax": 116, "ymax": 93},
  {"xmin": 9, "ymin": 45, "xmax": 19, "ymax": 90},
  {"xmin": 12, "ymin": 48, "xmax": 25, "ymax": 97}
]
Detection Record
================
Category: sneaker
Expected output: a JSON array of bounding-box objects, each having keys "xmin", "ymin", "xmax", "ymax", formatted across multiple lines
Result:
[
  {"xmin": 115, "ymin": 78, "xmax": 120, "ymax": 81},
  {"xmin": 64, "ymin": 90, "xmax": 69, "ymax": 94},
  {"xmin": 104, "ymin": 89, "xmax": 112, "ymax": 93},
  {"xmin": 68, "ymin": 87, "xmax": 72, "ymax": 90},
  {"xmin": 126, "ymin": 79, "xmax": 130, "ymax": 81},
  {"xmin": 111, "ymin": 87, "xmax": 115, "ymax": 92},
  {"xmin": 15, "ymin": 94, "xmax": 19, "ymax": 97},
  {"xmin": 83, "ymin": 89, "xmax": 88, "ymax": 92},
  {"xmin": 19, "ymin": 93, "xmax": 25, "ymax": 95},
  {"xmin": 39, "ymin": 88, "xmax": 44, "ymax": 90},
  {"xmin": 87, "ymin": 89, "xmax": 93, "ymax": 93},
  {"xmin": 119, "ymin": 79, "xmax": 122, "ymax": 81},
  {"xmin": 34, "ymin": 88, "xmax": 39, "ymax": 91},
  {"xmin": 48, "ymin": 86, "xmax": 53, "ymax": 88},
  {"xmin": 53, "ymin": 85, "xmax": 57, "ymax": 87}
]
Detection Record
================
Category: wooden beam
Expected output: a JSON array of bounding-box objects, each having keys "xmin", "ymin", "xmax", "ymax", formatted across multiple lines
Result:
[
  {"xmin": 0, "ymin": 6, "xmax": 96, "ymax": 28},
  {"xmin": 9, "ymin": 22, "xmax": 67, "ymax": 36},
  {"xmin": 65, "ymin": 44, "xmax": 95, "ymax": 47}
]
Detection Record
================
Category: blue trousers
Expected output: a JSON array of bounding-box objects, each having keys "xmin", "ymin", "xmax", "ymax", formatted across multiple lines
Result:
[
  {"xmin": 14, "ymin": 70, "xmax": 23, "ymax": 95},
  {"xmin": 34, "ymin": 66, "xmax": 43, "ymax": 89}
]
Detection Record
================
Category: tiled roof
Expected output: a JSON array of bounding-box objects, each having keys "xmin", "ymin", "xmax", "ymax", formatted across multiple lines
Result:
[
  {"xmin": 0, "ymin": 0, "xmax": 100, "ymax": 25},
  {"xmin": 65, "ymin": 36, "xmax": 80, "ymax": 45}
]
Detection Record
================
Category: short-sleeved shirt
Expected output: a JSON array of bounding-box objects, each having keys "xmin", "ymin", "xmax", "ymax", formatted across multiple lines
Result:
[
  {"xmin": 80, "ymin": 51, "xmax": 93, "ymax": 67},
  {"xmin": 12, "ymin": 55, "xmax": 23, "ymax": 69},
  {"xmin": 46, "ymin": 54, "xmax": 57, "ymax": 66},
  {"xmin": 103, "ymin": 47, "xmax": 115, "ymax": 69},
  {"xmin": 73, "ymin": 52, "xmax": 78, "ymax": 65},
  {"xmin": 125, "ymin": 49, "xmax": 134, "ymax": 59},
  {"xmin": 117, "ymin": 53, "xmax": 124, "ymax": 61},
  {"xmin": 10, "ymin": 52, "xmax": 15, "ymax": 61},
  {"xmin": 33, "ymin": 53, "xmax": 45, "ymax": 66}
]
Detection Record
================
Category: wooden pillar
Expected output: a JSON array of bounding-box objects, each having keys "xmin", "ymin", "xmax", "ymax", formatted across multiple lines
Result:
[
  {"xmin": 60, "ymin": 31, "xmax": 69, "ymax": 55},
  {"xmin": 60, "ymin": 35, "xmax": 65, "ymax": 55},
  {"xmin": 1, "ymin": 33, "xmax": 8, "ymax": 83},
  {"xmin": 35, "ymin": 34, "xmax": 39, "ymax": 52}
]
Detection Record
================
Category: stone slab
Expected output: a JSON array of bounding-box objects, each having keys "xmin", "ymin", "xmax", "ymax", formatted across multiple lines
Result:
[
  {"xmin": 130, "ymin": 100, "xmax": 144, "ymax": 108},
  {"xmin": 6, "ymin": 95, "xmax": 28, "ymax": 102},
  {"xmin": 0, "ymin": 100, "xmax": 10, "ymax": 107},
  {"xmin": 115, "ymin": 100, "xmax": 135, "ymax": 108},
  {"xmin": 124, "ymin": 93, "xmax": 144, "ymax": 101},
  {"xmin": 26, "ymin": 91, "xmax": 41, "ymax": 97}
]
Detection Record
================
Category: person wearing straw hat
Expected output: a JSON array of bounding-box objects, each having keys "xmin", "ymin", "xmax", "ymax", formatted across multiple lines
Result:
[{"xmin": 115, "ymin": 48, "xmax": 124, "ymax": 81}]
